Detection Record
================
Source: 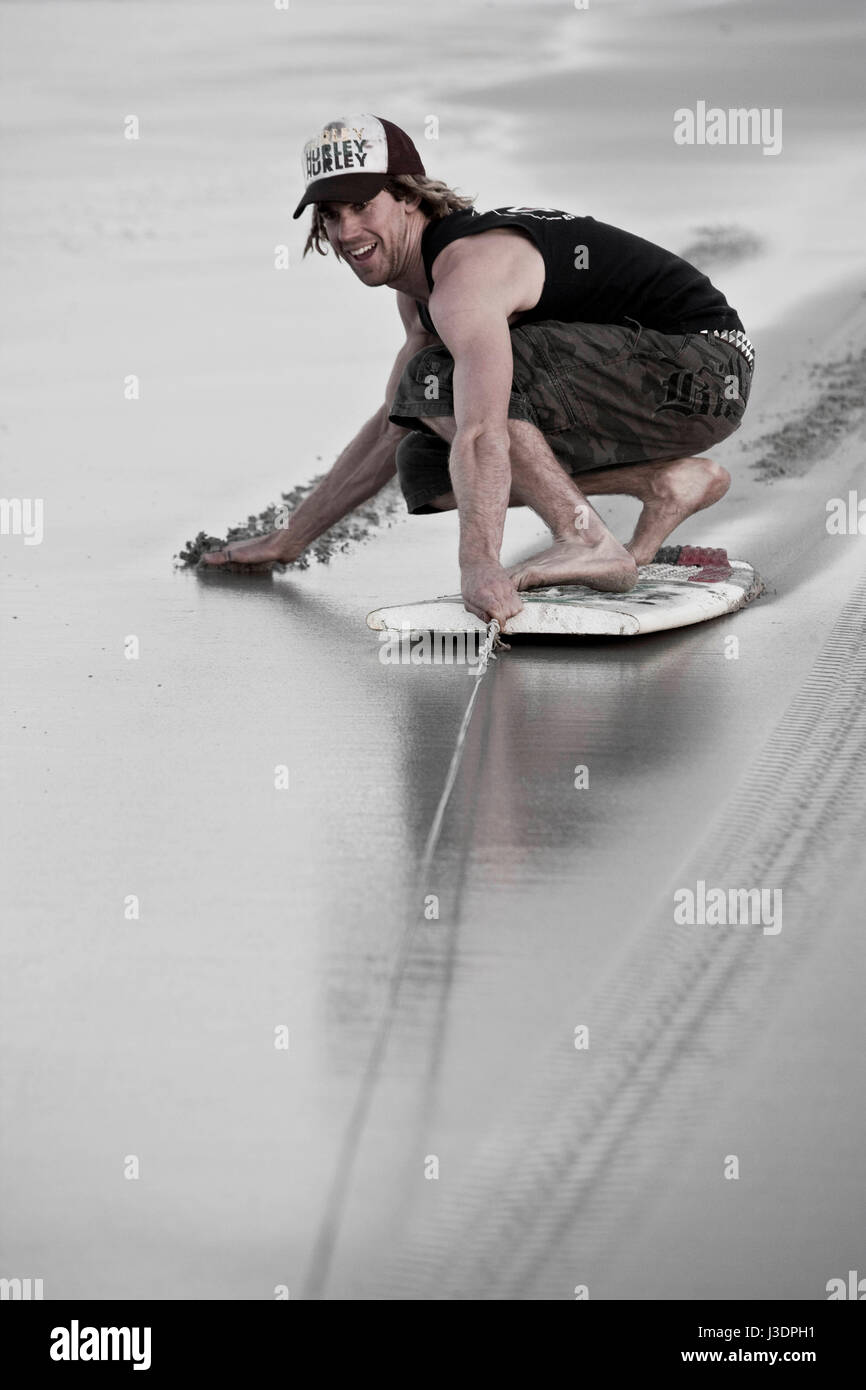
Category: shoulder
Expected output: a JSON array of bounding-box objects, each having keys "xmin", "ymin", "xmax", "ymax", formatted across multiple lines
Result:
[
  {"xmin": 429, "ymin": 221, "xmax": 545, "ymax": 314},
  {"xmin": 431, "ymin": 220, "xmax": 543, "ymax": 280}
]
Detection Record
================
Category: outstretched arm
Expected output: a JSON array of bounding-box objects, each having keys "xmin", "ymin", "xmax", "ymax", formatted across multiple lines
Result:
[
  {"xmin": 278, "ymin": 300, "xmax": 436, "ymax": 557},
  {"xmin": 201, "ymin": 293, "xmax": 436, "ymax": 569}
]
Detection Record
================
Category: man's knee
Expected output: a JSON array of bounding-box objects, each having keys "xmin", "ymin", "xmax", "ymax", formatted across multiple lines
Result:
[
  {"xmin": 506, "ymin": 417, "xmax": 538, "ymax": 436},
  {"xmin": 425, "ymin": 415, "xmax": 456, "ymax": 442},
  {"xmin": 394, "ymin": 430, "xmax": 455, "ymax": 514},
  {"xmin": 427, "ymin": 490, "xmax": 457, "ymax": 511},
  {"xmin": 707, "ymin": 459, "xmax": 731, "ymax": 492},
  {"xmin": 426, "ymin": 415, "xmax": 538, "ymax": 445}
]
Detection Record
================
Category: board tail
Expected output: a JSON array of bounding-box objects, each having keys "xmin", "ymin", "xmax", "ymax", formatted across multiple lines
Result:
[{"xmin": 651, "ymin": 544, "xmax": 733, "ymax": 584}]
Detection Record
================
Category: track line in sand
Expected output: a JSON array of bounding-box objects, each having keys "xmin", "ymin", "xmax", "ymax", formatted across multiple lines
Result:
[
  {"xmin": 301, "ymin": 621, "xmax": 503, "ymax": 1299},
  {"xmin": 418, "ymin": 620, "xmax": 505, "ymax": 881}
]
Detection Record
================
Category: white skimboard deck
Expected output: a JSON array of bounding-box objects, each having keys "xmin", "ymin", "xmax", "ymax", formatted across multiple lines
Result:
[{"xmin": 367, "ymin": 546, "xmax": 764, "ymax": 639}]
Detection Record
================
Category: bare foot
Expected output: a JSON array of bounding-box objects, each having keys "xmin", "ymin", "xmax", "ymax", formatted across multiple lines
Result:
[
  {"xmin": 198, "ymin": 530, "xmax": 296, "ymax": 573},
  {"xmin": 508, "ymin": 537, "xmax": 638, "ymax": 593},
  {"xmin": 626, "ymin": 457, "xmax": 730, "ymax": 567}
]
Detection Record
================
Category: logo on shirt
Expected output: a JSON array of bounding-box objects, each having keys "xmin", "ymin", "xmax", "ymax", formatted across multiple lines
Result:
[{"xmin": 493, "ymin": 206, "xmax": 578, "ymax": 221}]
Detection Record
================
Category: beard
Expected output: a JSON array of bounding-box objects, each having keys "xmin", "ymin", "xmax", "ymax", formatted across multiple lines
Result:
[{"xmin": 343, "ymin": 237, "xmax": 400, "ymax": 287}]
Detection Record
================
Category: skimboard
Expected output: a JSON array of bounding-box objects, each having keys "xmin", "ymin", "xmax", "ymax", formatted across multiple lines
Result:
[{"xmin": 367, "ymin": 546, "xmax": 763, "ymax": 639}]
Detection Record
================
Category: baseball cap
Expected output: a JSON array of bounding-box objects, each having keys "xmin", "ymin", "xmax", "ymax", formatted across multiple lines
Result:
[{"xmin": 292, "ymin": 114, "xmax": 426, "ymax": 219}]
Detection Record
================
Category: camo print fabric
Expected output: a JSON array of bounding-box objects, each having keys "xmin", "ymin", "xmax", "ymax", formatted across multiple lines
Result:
[{"xmin": 389, "ymin": 319, "xmax": 753, "ymax": 513}]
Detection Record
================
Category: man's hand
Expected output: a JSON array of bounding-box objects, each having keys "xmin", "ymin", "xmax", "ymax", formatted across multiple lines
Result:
[
  {"xmin": 198, "ymin": 528, "xmax": 303, "ymax": 572},
  {"xmin": 461, "ymin": 561, "xmax": 524, "ymax": 627}
]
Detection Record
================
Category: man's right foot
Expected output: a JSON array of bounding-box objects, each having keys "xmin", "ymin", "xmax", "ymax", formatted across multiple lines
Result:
[{"xmin": 507, "ymin": 536, "xmax": 638, "ymax": 593}]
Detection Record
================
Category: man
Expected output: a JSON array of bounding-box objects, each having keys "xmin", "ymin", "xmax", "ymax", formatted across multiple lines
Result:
[{"xmin": 201, "ymin": 114, "xmax": 753, "ymax": 625}]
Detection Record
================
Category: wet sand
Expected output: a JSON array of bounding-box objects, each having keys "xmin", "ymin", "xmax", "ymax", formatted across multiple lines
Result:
[{"xmin": 2, "ymin": 0, "xmax": 866, "ymax": 1300}]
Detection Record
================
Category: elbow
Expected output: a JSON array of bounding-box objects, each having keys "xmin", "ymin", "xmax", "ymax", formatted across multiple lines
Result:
[{"xmin": 453, "ymin": 423, "xmax": 512, "ymax": 454}]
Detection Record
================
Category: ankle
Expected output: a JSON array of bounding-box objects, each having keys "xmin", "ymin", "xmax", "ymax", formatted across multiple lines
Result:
[{"xmin": 552, "ymin": 518, "xmax": 610, "ymax": 547}]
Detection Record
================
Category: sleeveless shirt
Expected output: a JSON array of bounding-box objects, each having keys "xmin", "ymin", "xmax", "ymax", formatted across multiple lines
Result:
[{"xmin": 415, "ymin": 206, "xmax": 744, "ymax": 337}]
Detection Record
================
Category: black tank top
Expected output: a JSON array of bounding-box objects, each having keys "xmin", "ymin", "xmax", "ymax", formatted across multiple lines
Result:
[{"xmin": 415, "ymin": 206, "xmax": 744, "ymax": 337}]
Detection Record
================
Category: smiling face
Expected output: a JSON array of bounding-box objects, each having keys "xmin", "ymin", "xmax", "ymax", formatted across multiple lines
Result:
[{"xmin": 318, "ymin": 188, "xmax": 421, "ymax": 287}]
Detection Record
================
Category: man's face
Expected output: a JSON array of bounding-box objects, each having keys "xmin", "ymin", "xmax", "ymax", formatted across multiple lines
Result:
[{"xmin": 318, "ymin": 189, "xmax": 412, "ymax": 285}]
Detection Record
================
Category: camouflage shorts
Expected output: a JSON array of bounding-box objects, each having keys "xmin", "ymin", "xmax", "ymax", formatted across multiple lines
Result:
[{"xmin": 388, "ymin": 319, "xmax": 754, "ymax": 513}]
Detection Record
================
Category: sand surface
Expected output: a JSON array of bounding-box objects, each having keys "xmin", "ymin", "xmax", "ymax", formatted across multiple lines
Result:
[{"xmin": 2, "ymin": 0, "xmax": 866, "ymax": 1300}]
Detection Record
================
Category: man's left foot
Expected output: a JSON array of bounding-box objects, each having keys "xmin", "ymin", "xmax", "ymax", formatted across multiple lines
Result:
[
  {"xmin": 626, "ymin": 457, "xmax": 731, "ymax": 566},
  {"xmin": 508, "ymin": 538, "xmax": 638, "ymax": 593}
]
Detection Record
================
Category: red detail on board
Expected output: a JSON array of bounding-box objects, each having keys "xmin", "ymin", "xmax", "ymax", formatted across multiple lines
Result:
[{"xmin": 678, "ymin": 545, "xmax": 729, "ymax": 568}]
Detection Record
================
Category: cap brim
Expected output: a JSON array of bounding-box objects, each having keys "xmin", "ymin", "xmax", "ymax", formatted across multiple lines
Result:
[{"xmin": 292, "ymin": 172, "xmax": 391, "ymax": 219}]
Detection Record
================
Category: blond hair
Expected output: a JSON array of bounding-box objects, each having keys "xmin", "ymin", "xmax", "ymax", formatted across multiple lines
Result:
[{"xmin": 303, "ymin": 173, "xmax": 475, "ymax": 259}]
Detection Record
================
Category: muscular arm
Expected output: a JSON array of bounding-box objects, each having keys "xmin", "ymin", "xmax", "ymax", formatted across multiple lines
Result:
[
  {"xmin": 279, "ymin": 293, "xmax": 437, "ymax": 557},
  {"xmin": 427, "ymin": 231, "xmax": 543, "ymax": 617},
  {"xmin": 433, "ymin": 299, "xmax": 513, "ymax": 570}
]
